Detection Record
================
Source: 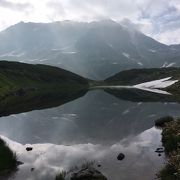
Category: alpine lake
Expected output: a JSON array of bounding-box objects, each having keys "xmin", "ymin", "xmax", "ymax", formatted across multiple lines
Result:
[{"xmin": 1, "ymin": 87, "xmax": 180, "ymax": 180}]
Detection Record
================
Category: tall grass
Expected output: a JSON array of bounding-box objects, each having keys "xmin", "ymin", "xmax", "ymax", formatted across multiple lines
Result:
[
  {"xmin": 55, "ymin": 170, "xmax": 67, "ymax": 180},
  {"xmin": 55, "ymin": 160, "xmax": 95, "ymax": 180},
  {"xmin": 0, "ymin": 138, "xmax": 18, "ymax": 172}
]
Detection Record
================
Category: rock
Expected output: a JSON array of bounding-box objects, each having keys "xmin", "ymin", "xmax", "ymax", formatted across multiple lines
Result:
[
  {"xmin": 26, "ymin": 147, "xmax": 33, "ymax": 151},
  {"xmin": 155, "ymin": 150, "xmax": 164, "ymax": 153},
  {"xmin": 117, "ymin": 153, "xmax": 125, "ymax": 161},
  {"xmin": 155, "ymin": 147, "xmax": 164, "ymax": 153},
  {"xmin": 71, "ymin": 167, "xmax": 108, "ymax": 180},
  {"xmin": 31, "ymin": 168, "xmax": 35, "ymax": 172}
]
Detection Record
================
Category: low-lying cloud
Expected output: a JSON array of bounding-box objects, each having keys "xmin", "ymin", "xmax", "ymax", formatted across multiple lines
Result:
[
  {"xmin": 0, "ymin": 0, "xmax": 32, "ymax": 11},
  {"xmin": 0, "ymin": 0, "xmax": 180, "ymax": 44}
]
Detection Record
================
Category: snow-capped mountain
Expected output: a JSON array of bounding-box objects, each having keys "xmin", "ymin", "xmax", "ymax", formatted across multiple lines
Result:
[{"xmin": 0, "ymin": 20, "xmax": 180, "ymax": 79}]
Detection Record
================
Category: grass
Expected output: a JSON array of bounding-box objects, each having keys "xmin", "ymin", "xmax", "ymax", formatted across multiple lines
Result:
[
  {"xmin": 0, "ymin": 61, "xmax": 89, "ymax": 117},
  {"xmin": 156, "ymin": 117, "xmax": 180, "ymax": 179},
  {"xmin": 55, "ymin": 170, "xmax": 67, "ymax": 180},
  {"xmin": 69, "ymin": 160, "xmax": 95, "ymax": 173},
  {"xmin": 155, "ymin": 116, "xmax": 174, "ymax": 128},
  {"xmin": 105, "ymin": 67, "xmax": 180, "ymax": 86},
  {"xmin": 55, "ymin": 161, "xmax": 104, "ymax": 180},
  {"xmin": 0, "ymin": 138, "xmax": 18, "ymax": 173},
  {"xmin": 0, "ymin": 60, "xmax": 89, "ymax": 99},
  {"xmin": 103, "ymin": 67, "xmax": 180, "ymax": 101},
  {"xmin": 55, "ymin": 161, "xmax": 95, "ymax": 180}
]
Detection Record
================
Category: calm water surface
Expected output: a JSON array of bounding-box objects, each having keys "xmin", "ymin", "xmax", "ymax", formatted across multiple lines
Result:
[{"xmin": 1, "ymin": 90, "xmax": 180, "ymax": 180}]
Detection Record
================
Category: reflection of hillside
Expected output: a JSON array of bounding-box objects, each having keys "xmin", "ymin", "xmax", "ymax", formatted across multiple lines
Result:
[
  {"xmin": 1, "ymin": 90, "xmax": 180, "ymax": 145},
  {"xmin": 0, "ymin": 90, "xmax": 87, "ymax": 117},
  {"xmin": 104, "ymin": 88, "xmax": 177, "ymax": 102}
]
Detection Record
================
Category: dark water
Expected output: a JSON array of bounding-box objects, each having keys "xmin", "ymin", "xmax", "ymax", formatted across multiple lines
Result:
[{"xmin": 1, "ymin": 89, "xmax": 180, "ymax": 180}]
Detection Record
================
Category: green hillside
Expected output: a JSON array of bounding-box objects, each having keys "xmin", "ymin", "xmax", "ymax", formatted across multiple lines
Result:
[
  {"xmin": 105, "ymin": 68, "xmax": 180, "ymax": 85},
  {"xmin": 0, "ymin": 61, "xmax": 89, "ymax": 116}
]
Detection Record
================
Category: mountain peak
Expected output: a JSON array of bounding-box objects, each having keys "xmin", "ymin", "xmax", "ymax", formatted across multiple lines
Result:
[{"xmin": 0, "ymin": 20, "xmax": 179, "ymax": 80}]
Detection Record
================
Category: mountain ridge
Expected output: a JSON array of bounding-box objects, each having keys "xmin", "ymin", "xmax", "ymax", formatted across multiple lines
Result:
[{"xmin": 0, "ymin": 20, "xmax": 180, "ymax": 79}]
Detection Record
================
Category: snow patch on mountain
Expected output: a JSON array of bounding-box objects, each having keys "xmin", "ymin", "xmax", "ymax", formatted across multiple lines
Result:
[
  {"xmin": 95, "ymin": 77, "xmax": 178, "ymax": 95},
  {"xmin": 133, "ymin": 77, "xmax": 178, "ymax": 94},
  {"xmin": 122, "ymin": 52, "xmax": 130, "ymax": 58},
  {"xmin": 162, "ymin": 62, "xmax": 176, "ymax": 68},
  {"xmin": 148, "ymin": 49, "xmax": 156, "ymax": 53},
  {"xmin": 0, "ymin": 51, "xmax": 25, "ymax": 57},
  {"xmin": 137, "ymin": 62, "xmax": 143, "ymax": 66},
  {"xmin": 61, "ymin": 51, "xmax": 77, "ymax": 54},
  {"xmin": 108, "ymin": 44, "xmax": 113, "ymax": 48}
]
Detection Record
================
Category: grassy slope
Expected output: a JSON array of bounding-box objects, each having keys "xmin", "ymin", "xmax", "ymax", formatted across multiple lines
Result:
[
  {"xmin": 0, "ymin": 60, "xmax": 88, "ymax": 96},
  {"xmin": 103, "ymin": 67, "xmax": 180, "ymax": 97},
  {"xmin": 105, "ymin": 68, "xmax": 180, "ymax": 85},
  {"xmin": 0, "ymin": 61, "xmax": 89, "ymax": 116}
]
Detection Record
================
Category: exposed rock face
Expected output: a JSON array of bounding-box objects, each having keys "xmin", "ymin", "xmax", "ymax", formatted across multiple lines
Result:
[{"xmin": 71, "ymin": 167, "xmax": 108, "ymax": 180}]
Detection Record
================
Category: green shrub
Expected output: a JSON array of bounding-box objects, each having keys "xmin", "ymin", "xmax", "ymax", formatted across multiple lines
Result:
[
  {"xmin": 0, "ymin": 138, "xmax": 17, "ymax": 172},
  {"xmin": 55, "ymin": 170, "xmax": 67, "ymax": 180},
  {"xmin": 155, "ymin": 116, "xmax": 174, "ymax": 128},
  {"xmin": 157, "ymin": 119, "xmax": 180, "ymax": 179}
]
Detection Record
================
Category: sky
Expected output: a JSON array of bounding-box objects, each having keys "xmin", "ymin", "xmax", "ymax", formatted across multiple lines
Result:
[{"xmin": 0, "ymin": 0, "xmax": 180, "ymax": 45}]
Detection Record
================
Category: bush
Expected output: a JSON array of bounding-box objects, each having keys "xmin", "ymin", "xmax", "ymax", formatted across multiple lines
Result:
[
  {"xmin": 155, "ymin": 116, "xmax": 174, "ymax": 128},
  {"xmin": 55, "ymin": 170, "xmax": 67, "ymax": 180},
  {"xmin": 0, "ymin": 138, "xmax": 17, "ymax": 172},
  {"xmin": 157, "ymin": 119, "xmax": 180, "ymax": 179}
]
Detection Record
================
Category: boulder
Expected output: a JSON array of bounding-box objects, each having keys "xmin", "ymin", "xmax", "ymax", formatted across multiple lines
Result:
[
  {"xmin": 26, "ymin": 147, "xmax": 33, "ymax": 151},
  {"xmin": 71, "ymin": 167, "xmax": 107, "ymax": 180},
  {"xmin": 117, "ymin": 153, "xmax": 125, "ymax": 161}
]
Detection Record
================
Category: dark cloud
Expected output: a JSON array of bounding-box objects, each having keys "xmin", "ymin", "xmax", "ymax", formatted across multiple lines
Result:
[{"xmin": 0, "ymin": 0, "xmax": 33, "ymax": 11}]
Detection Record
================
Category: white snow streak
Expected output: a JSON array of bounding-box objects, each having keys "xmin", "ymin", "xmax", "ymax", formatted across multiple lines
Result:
[
  {"xmin": 94, "ymin": 77, "xmax": 178, "ymax": 95},
  {"xmin": 148, "ymin": 49, "xmax": 156, "ymax": 53},
  {"xmin": 162, "ymin": 62, "xmax": 176, "ymax": 68},
  {"xmin": 133, "ymin": 77, "xmax": 178, "ymax": 95},
  {"xmin": 133, "ymin": 77, "xmax": 178, "ymax": 89},
  {"xmin": 122, "ymin": 52, "xmax": 130, "ymax": 58}
]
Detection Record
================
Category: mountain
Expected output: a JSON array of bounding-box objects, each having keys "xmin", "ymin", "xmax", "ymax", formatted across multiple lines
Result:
[
  {"xmin": 0, "ymin": 20, "xmax": 180, "ymax": 79},
  {"xmin": 0, "ymin": 61, "xmax": 88, "ymax": 116}
]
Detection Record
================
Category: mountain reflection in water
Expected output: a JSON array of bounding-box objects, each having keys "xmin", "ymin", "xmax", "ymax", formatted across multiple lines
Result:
[
  {"xmin": 1, "ymin": 90, "xmax": 180, "ymax": 180},
  {"xmin": 1, "ymin": 127, "xmax": 164, "ymax": 180}
]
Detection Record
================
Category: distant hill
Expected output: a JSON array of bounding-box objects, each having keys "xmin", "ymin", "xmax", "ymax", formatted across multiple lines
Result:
[
  {"xmin": 0, "ymin": 20, "xmax": 180, "ymax": 79},
  {"xmin": 100, "ymin": 67, "xmax": 180, "ymax": 104},
  {"xmin": 105, "ymin": 68, "xmax": 180, "ymax": 84},
  {"xmin": 104, "ymin": 67, "xmax": 180, "ymax": 96},
  {"xmin": 0, "ymin": 61, "xmax": 88, "ymax": 116}
]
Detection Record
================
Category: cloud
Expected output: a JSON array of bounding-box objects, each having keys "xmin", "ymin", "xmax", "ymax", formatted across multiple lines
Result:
[
  {"xmin": 0, "ymin": 0, "xmax": 33, "ymax": 11},
  {"xmin": 154, "ymin": 28, "xmax": 180, "ymax": 45},
  {"xmin": 47, "ymin": 0, "xmax": 139, "ymax": 22},
  {"xmin": 0, "ymin": 0, "xmax": 180, "ymax": 44}
]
